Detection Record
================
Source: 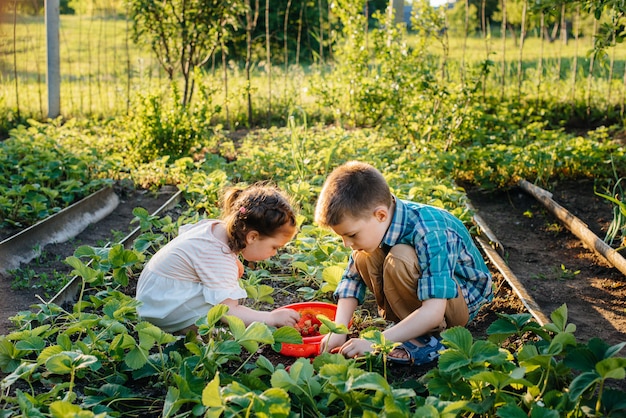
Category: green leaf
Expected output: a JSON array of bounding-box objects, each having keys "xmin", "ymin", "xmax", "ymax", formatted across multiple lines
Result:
[
  {"xmin": 600, "ymin": 388, "xmax": 626, "ymax": 415},
  {"xmin": 56, "ymin": 333, "xmax": 72, "ymax": 350},
  {"xmin": 110, "ymin": 333, "xmax": 136, "ymax": 352},
  {"xmin": 113, "ymin": 268, "xmax": 130, "ymax": 287},
  {"xmin": 1, "ymin": 362, "xmax": 38, "ymax": 388},
  {"xmin": 470, "ymin": 368, "xmax": 533, "ymax": 391},
  {"xmin": 225, "ymin": 314, "xmax": 246, "ymax": 339},
  {"xmin": 202, "ymin": 373, "xmax": 223, "ymax": 408},
  {"xmin": 125, "ymin": 347, "xmax": 149, "ymax": 370},
  {"xmin": 132, "ymin": 207, "xmax": 153, "ymax": 231},
  {"xmin": 0, "ymin": 338, "xmax": 25, "ymax": 373},
  {"xmin": 271, "ymin": 368, "xmax": 297, "ymax": 389},
  {"xmin": 255, "ymin": 355, "xmax": 275, "ymax": 373},
  {"xmin": 242, "ymin": 322, "xmax": 274, "ymax": 343},
  {"xmin": 441, "ymin": 327, "xmax": 473, "ymax": 352},
  {"xmin": 569, "ymin": 371, "xmax": 600, "ymax": 399},
  {"xmin": 596, "ymin": 357, "xmax": 626, "ymax": 379},
  {"xmin": 413, "ymin": 404, "xmax": 442, "ymax": 417},
  {"xmin": 288, "ymin": 358, "xmax": 316, "ymax": 383},
  {"xmin": 253, "ymin": 387, "xmax": 291, "ymax": 418},
  {"xmin": 320, "ymin": 265, "xmax": 344, "ymax": 293},
  {"xmin": 291, "ymin": 261, "xmax": 310, "ymax": 273},
  {"xmin": 49, "ymin": 400, "xmax": 93, "ymax": 418},
  {"xmin": 605, "ymin": 341, "xmax": 626, "ymax": 359},
  {"xmin": 487, "ymin": 314, "xmax": 531, "ymax": 335},
  {"xmin": 65, "ymin": 256, "xmax": 100, "ymax": 283},
  {"xmin": 495, "ymin": 403, "xmax": 528, "ymax": 418},
  {"xmin": 438, "ymin": 349, "xmax": 471, "ymax": 372},
  {"xmin": 549, "ymin": 332, "xmax": 576, "ymax": 352},
  {"xmin": 72, "ymin": 245, "xmax": 98, "ymax": 258},
  {"xmin": 45, "ymin": 352, "xmax": 98, "ymax": 374},
  {"xmin": 317, "ymin": 314, "xmax": 348, "ymax": 335},
  {"xmin": 37, "ymin": 344, "xmax": 65, "ymax": 366},
  {"xmin": 207, "ymin": 304, "xmax": 229, "ymax": 328},
  {"xmin": 350, "ymin": 371, "xmax": 391, "ymax": 393},
  {"xmin": 273, "ymin": 326, "xmax": 303, "ymax": 345},
  {"xmin": 163, "ymin": 386, "xmax": 182, "ymax": 418},
  {"xmin": 564, "ymin": 346, "xmax": 598, "ymax": 372},
  {"xmin": 545, "ymin": 304, "xmax": 568, "ymax": 333},
  {"xmin": 138, "ymin": 321, "xmax": 176, "ymax": 346},
  {"xmin": 469, "ymin": 340, "xmax": 503, "ymax": 364},
  {"xmin": 108, "ymin": 244, "xmax": 139, "ymax": 267}
]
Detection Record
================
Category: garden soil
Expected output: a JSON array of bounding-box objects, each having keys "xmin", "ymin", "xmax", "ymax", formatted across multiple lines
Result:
[
  {"xmin": 0, "ymin": 178, "xmax": 625, "ymax": 387},
  {"xmin": 465, "ymin": 178, "xmax": 626, "ymax": 348}
]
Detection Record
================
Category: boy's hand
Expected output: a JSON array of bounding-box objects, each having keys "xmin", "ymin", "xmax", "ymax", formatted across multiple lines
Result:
[
  {"xmin": 267, "ymin": 308, "xmax": 300, "ymax": 327},
  {"xmin": 320, "ymin": 333, "xmax": 348, "ymax": 353},
  {"xmin": 337, "ymin": 338, "xmax": 373, "ymax": 358}
]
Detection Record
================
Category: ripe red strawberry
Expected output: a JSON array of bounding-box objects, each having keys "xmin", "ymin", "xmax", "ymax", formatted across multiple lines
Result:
[{"xmin": 294, "ymin": 311, "xmax": 322, "ymax": 337}]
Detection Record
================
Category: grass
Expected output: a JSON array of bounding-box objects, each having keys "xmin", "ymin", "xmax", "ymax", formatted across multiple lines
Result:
[{"xmin": 2, "ymin": 12, "xmax": 626, "ymax": 122}]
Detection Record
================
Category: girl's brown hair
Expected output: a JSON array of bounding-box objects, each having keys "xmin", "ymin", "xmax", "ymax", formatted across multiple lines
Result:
[{"xmin": 221, "ymin": 182, "xmax": 297, "ymax": 252}]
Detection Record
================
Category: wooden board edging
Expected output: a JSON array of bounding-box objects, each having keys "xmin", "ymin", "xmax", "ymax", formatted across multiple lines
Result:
[{"xmin": 519, "ymin": 179, "xmax": 626, "ymax": 278}]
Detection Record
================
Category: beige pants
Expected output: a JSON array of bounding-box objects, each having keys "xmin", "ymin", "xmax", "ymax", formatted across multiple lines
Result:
[{"xmin": 353, "ymin": 244, "xmax": 469, "ymax": 329}]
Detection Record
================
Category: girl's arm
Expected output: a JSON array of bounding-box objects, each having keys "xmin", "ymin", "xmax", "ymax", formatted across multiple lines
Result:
[{"xmin": 220, "ymin": 299, "xmax": 300, "ymax": 327}]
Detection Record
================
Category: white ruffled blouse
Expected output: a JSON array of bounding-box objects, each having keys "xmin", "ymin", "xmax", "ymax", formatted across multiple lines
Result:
[{"xmin": 136, "ymin": 219, "xmax": 247, "ymax": 332}]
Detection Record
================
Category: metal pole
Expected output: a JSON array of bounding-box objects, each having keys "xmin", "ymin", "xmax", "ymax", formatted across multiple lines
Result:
[
  {"xmin": 46, "ymin": 0, "xmax": 61, "ymax": 118},
  {"xmin": 389, "ymin": 0, "xmax": 404, "ymax": 25}
]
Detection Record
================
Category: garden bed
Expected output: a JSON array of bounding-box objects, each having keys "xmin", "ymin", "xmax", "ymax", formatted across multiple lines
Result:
[
  {"xmin": 2, "ymin": 178, "xmax": 624, "ymax": 346},
  {"xmin": 466, "ymin": 178, "xmax": 626, "ymax": 348}
]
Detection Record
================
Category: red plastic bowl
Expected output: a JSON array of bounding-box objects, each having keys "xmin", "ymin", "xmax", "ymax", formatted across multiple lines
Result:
[{"xmin": 279, "ymin": 302, "xmax": 337, "ymax": 358}]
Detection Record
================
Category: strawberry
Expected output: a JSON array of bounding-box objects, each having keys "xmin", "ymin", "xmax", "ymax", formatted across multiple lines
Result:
[{"xmin": 294, "ymin": 311, "xmax": 322, "ymax": 337}]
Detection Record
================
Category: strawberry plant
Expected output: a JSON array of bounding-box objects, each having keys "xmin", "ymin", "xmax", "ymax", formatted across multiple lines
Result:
[
  {"xmin": 0, "ymin": 123, "xmax": 111, "ymax": 228},
  {"xmin": 0, "ymin": 167, "xmax": 624, "ymax": 416},
  {"xmin": 425, "ymin": 304, "xmax": 626, "ymax": 417}
]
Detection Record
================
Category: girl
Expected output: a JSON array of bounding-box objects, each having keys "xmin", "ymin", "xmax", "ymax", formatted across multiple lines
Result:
[{"xmin": 136, "ymin": 182, "xmax": 301, "ymax": 333}]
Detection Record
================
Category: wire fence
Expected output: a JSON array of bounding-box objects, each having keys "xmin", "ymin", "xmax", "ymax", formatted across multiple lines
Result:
[
  {"xmin": 1, "ymin": 11, "xmax": 164, "ymax": 119},
  {"xmin": 2, "ymin": 6, "xmax": 626, "ymax": 122}
]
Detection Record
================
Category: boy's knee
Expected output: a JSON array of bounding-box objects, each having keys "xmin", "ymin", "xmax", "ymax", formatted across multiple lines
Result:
[
  {"xmin": 388, "ymin": 243, "xmax": 416, "ymax": 258},
  {"xmin": 385, "ymin": 244, "xmax": 420, "ymax": 277},
  {"xmin": 353, "ymin": 247, "xmax": 386, "ymax": 273}
]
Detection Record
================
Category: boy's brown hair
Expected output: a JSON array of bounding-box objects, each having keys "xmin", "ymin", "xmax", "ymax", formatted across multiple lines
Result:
[{"xmin": 315, "ymin": 161, "xmax": 392, "ymax": 227}]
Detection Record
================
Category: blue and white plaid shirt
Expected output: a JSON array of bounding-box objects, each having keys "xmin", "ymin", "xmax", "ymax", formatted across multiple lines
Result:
[{"xmin": 335, "ymin": 197, "xmax": 493, "ymax": 320}]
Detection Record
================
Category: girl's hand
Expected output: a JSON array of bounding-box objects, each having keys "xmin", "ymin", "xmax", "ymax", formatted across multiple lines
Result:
[
  {"xmin": 267, "ymin": 308, "xmax": 300, "ymax": 327},
  {"xmin": 337, "ymin": 338, "xmax": 372, "ymax": 358},
  {"xmin": 236, "ymin": 259, "xmax": 245, "ymax": 278}
]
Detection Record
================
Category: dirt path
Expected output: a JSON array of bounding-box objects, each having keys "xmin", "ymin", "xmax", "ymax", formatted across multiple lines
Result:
[{"xmin": 466, "ymin": 179, "xmax": 626, "ymax": 348}]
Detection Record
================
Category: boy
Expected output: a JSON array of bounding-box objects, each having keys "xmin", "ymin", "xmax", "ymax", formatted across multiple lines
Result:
[{"xmin": 315, "ymin": 161, "xmax": 492, "ymax": 365}]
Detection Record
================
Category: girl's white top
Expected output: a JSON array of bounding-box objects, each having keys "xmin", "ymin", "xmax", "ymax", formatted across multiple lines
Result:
[{"xmin": 136, "ymin": 219, "xmax": 247, "ymax": 332}]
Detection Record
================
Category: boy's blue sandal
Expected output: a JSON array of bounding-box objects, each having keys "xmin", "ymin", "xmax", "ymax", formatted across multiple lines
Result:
[{"xmin": 388, "ymin": 335, "xmax": 444, "ymax": 366}]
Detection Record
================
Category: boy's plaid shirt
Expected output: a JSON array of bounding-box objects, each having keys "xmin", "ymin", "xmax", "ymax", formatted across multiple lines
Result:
[{"xmin": 335, "ymin": 197, "xmax": 493, "ymax": 320}]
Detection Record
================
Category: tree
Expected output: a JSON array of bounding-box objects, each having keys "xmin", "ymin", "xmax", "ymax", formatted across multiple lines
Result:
[
  {"xmin": 129, "ymin": 0, "xmax": 245, "ymax": 106},
  {"xmin": 446, "ymin": 1, "xmax": 479, "ymax": 36}
]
